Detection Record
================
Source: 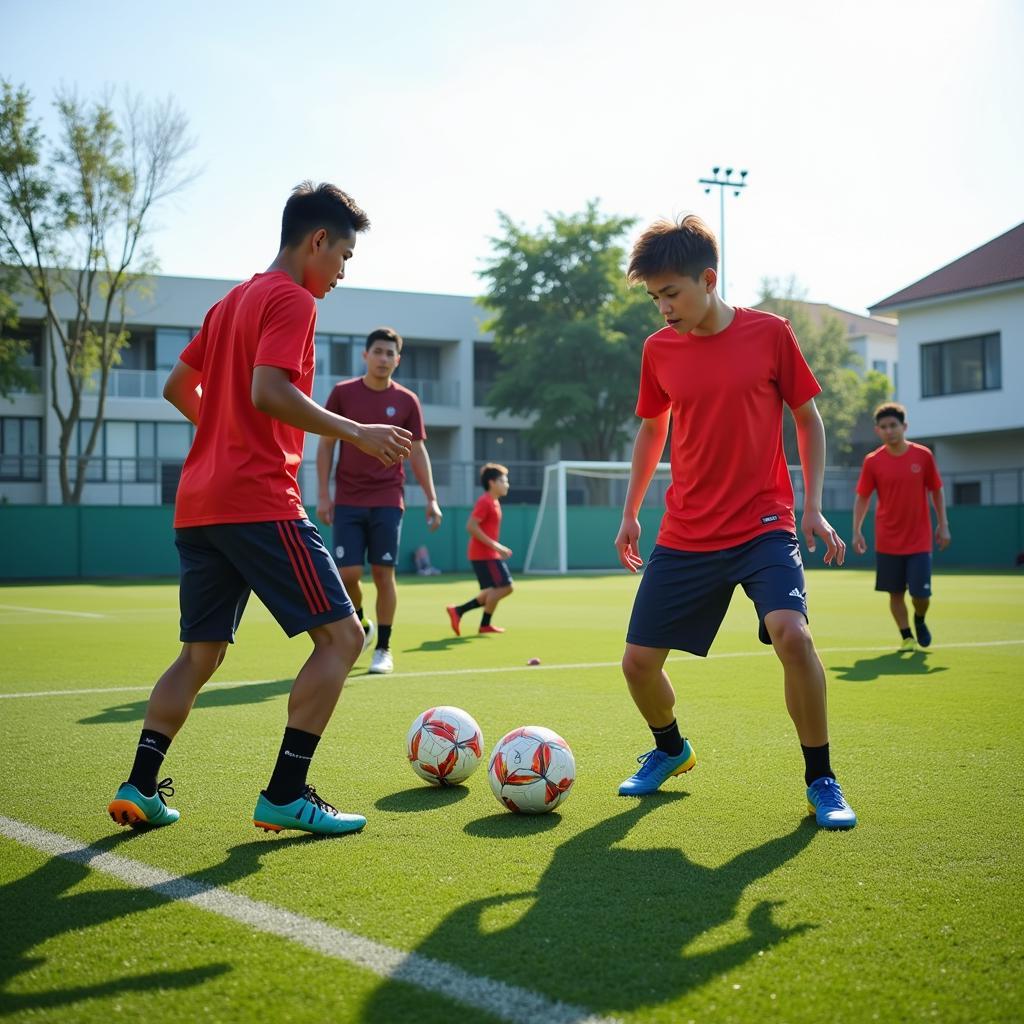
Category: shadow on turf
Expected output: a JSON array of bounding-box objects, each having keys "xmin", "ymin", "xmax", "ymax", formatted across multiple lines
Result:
[
  {"xmin": 403, "ymin": 636, "xmax": 475, "ymax": 654},
  {"xmin": 359, "ymin": 795, "xmax": 818, "ymax": 1020},
  {"xmin": 0, "ymin": 828, "xmax": 318, "ymax": 1014},
  {"xmin": 831, "ymin": 650, "xmax": 949, "ymax": 682},
  {"xmin": 77, "ymin": 678, "xmax": 295, "ymax": 725},
  {"xmin": 376, "ymin": 786, "xmax": 471, "ymax": 812}
]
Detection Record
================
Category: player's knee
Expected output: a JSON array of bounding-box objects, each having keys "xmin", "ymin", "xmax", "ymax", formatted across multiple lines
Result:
[
  {"xmin": 311, "ymin": 616, "xmax": 364, "ymax": 665},
  {"xmin": 182, "ymin": 641, "xmax": 228, "ymax": 678},
  {"xmin": 771, "ymin": 620, "xmax": 815, "ymax": 664},
  {"xmin": 622, "ymin": 647, "xmax": 659, "ymax": 683}
]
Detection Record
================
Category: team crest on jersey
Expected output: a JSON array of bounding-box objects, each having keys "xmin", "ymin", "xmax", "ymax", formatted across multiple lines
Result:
[
  {"xmin": 911, "ymin": 463, "xmax": 922, "ymax": 473},
  {"xmin": 386, "ymin": 406, "xmax": 396, "ymax": 417},
  {"xmin": 335, "ymin": 545, "xmax": 344, "ymax": 559}
]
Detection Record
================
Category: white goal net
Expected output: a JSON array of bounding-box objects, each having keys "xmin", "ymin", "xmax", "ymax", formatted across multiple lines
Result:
[{"xmin": 523, "ymin": 461, "xmax": 672, "ymax": 574}]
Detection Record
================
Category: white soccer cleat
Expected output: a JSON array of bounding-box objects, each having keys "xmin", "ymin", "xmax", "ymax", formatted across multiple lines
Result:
[
  {"xmin": 360, "ymin": 619, "xmax": 376, "ymax": 659},
  {"xmin": 369, "ymin": 648, "xmax": 393, "ymax": 674}
]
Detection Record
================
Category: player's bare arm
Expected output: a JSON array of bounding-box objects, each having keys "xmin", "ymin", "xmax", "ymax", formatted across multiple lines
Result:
[
  {"xmin": 852, "ymin": 492, "xmax": 872, "ymax": 555},
  {"xmin": 931, "ymin": 486, "xmax": 952, "ymax": 550},
  {"xmin": 791, "ymin": 398, "xmax": 846, "ymax": 566},
  {"xmin": 251, "ymin": 365, "xmax": 412, "ymax": 466},
  {"xmin": 615, "ymin": 412, "xmax": 670, "ymax": 573},
  {"xmin": 315, "ymin": 436, "xmax": 338, "ymax": 525},
  {"xmin": 466, "ymin": 515, "xmax": 511, "ymax": 559},
  {"xmin": 163, "ymin": 360, "xmax": 203, "ymax": 426},
  {"xmin": 409, "ymin": 440, "xmax": 443, "ymax": 531}
]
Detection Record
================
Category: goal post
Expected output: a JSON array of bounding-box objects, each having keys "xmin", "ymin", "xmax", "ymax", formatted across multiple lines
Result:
[{"xmin": 523, "ymin": 461, "xmax": 672, "ymax": 575}]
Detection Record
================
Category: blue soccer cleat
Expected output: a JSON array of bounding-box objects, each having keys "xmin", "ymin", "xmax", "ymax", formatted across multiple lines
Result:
[
  {"xmin": 806, "ymin": 776, "xmax": 857, "ymax": 829},
  {"xmin": 618, "ymin": 741, "xmax": 697, "ymax": 796},
  {"xmin": 108, "ymin": 777, "xmax": 180, "ymax": 829},
  {"xmin": 253, "ymin": 785, "xmax": 366, "ymax": 836},
  {"xmin": 914, "ymin": 618, "xmax": 932, "ymax": 649}
]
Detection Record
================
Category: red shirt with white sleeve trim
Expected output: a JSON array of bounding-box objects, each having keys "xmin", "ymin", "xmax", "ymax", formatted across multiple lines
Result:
[
  {"xmin": 468, "ymin": 493, "xmax": 502, "ymax": 560},
  {"xmin": 856, "ymin": 443, "xmax": 942, "ymax": 554},
  {"xmin": 636, "ymin": 307, "xmax": 821, "ymax": 552},
  {"xmin": 174, "ymin": 272, "xmax": 316, "ymax": 527}
]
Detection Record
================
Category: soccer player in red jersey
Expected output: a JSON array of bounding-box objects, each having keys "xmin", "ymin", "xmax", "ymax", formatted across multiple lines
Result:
[
  {"xmin": 316, "ymin": 327, "xmax": 442, "ymax": 675},
  {"xmin": 446, "ymin": 463, "xmax": 514, "ymax": 636},
  {"xmin": 613, "ymin": 215, "xmax": 856, "ymax": 828},
  {"xmin": 852, "ymin": 402, "xmax": 950, "ymax": 651},
  {"xmin": 107, "ymin": 182, "xmax": 413, "ymax": 836}
]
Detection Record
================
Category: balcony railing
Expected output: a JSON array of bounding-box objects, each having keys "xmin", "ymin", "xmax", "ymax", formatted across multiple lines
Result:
[{"xmin": 106, "ymin": 369, "xmax": 166, "ymax": 399}]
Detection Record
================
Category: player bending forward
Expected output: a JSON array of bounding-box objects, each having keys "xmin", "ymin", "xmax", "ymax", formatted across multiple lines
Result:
[
  {"xmin": 107, "ymin": 183, "xmax": 411, "ymax": 837},
  {"xmin": 613, "ymin": 215, "xmax": 856, "ymax": 829}
]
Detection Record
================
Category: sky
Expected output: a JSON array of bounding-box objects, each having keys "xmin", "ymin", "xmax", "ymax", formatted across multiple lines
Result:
[{"xmin": 5, "ymin": 0, "xmax": 1023, "ymax": 315}]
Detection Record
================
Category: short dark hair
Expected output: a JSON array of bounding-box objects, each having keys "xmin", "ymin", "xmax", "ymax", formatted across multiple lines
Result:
[
  {"xmin": 480, "ymin": 463, "xmax": 508, "ymax": 490},
  {"xmin": 280, "ymin": 181, "xmax": 370, "ymax": 249},
  {"xmin": 365, "ymin": 327, "xmax": 403, "ymax": 352},
  {"xmin": 627, "ymin": 214, "xmax": 719, "ymax": 285},
  {"xmin": 874, "ymin": 402, "xmax": 907, "ymax": 424}
]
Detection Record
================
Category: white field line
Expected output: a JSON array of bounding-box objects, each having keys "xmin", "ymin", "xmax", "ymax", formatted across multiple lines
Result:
[
  {"xmin": 0, "ymin": 638, "xmax": 1021, "ymax": 701},
  {"xmin": 0, "ymin": 814, "xmax": 618, "ymax": 1024},
  {"xmin": 0, "ymin": 603, "xmax": 105, "ymax": 619}
]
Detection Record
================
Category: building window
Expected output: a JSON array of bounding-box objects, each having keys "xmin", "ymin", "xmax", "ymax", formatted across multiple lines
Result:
[
  {"xmin": 871, "ymin": 359, "xmax": 887, "ymax": 375},
  {"xmin": 474, "ymin": 428, "xmax": 540, "ymax": 463},
  {"xmin": 316, "ymin": 333, "xmax": 359, "ymax": 379},
  {"xmin": 156, "ymin": 327, "xmax": 195, "ymax": 371},
  {"xmin": 75, "ymin": 419, "xmax": 193, "ymax": 483},
  {"xmin": 953, "ymin": 481, "xmax": 981, "ymax": 506},
  {"xmin": 921, "ymin": 333, "xmax": 1001, "ymax": 398},
  {"xmin": 397, "ymin": 342, "xmax": 442, "ymax": 382},
  {"xmin": 474, "ymin": 343, "xmax": 501, "ymax": 406},
  {"xmin": 0, "ymin": 416, "xmax": 42, "ymax": 481},
  {"xmin": 118, "ymin": 326, "xmax": 156, "ymax": 370}
]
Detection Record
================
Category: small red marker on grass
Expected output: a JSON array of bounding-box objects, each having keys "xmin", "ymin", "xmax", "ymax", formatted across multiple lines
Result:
[{"xmin": 527, "ymin": 657, "xmax": 541, "ymax": 666}]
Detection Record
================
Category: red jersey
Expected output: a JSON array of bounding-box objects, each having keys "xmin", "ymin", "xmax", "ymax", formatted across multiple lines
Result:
[
  {"xmin": 175, "ymin": 272, "xmax": 316, "ymax": 527},
  {"xmin": 636, "ymin": 307, "xmax": 821, "ymax": 552},
  {"xmin": 856, "ymin": 443, "xmax": 942, "ymax": 554},
  {"xmin": 468, "ymin": 493, "xmax": 502, "ymax": 560},
  {"xmin": 325, "ymin": 378, "xmax": 426, "ymax": 508}
]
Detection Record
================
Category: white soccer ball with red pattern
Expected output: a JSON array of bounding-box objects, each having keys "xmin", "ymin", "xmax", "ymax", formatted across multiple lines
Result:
[
  {"xmin": 488, "ymin": 726, "xmax": 576, "ymax": 814},
  {"xmin": 407, "ymin": 706, "xmax": 484, "ymax": 786}
]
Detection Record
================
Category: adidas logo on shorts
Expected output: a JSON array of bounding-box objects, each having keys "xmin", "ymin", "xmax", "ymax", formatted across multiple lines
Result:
[
  {"xmin": 381, "ymin": 553, "xmax": 393, "ymax": 562},
  {"xmin": 788, "ymin": 588, "xmax": 802, "ymax": 598}
]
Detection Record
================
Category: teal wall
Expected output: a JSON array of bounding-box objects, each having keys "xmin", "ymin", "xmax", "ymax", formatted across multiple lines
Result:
[{"xmin": 1, "ymin": 505, "xmax": 1022, "ymax": 580}]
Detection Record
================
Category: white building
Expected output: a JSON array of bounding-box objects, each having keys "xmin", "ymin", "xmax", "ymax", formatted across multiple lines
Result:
[
  {"xmin": 870, "ymin": 222, "xmax": 1024, "ymax": 506},
  {"xmin": 0, "ymin": 275, "xmax": 543, "ymax": 506}
]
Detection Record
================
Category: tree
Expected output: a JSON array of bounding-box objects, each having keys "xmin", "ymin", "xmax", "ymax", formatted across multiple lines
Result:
[
  {"xmin": 0, "ymin": 266, "xmax": 35, "ymax": 399},
  {"xmin": 478, "ymin": 201, "xmax": 662, "ymax": 463},
  {"xmin": 758, "ymin": 277, "xmax": 891, "ymax": 464},
  {"xmin": 0, "ymin": 80, "xmax": 195, "ymax": 502}
]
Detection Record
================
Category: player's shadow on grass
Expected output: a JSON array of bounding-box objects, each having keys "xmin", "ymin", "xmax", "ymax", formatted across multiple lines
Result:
[
  {"xmin": 376, "ymin": 786, "xmax": 471, "ymax": 812},
  {"xmin": 831, "ymin": 651, "xmax": 949, "ymax": 682},
  {"xmin": 403, "ymin": 636, "xmax": 475, "ymax": 654},
  {"xmin": 0, "ymin": 828, "xmax": 318, "ymax": 1015},
  {"xmin": 359, "ymin": 795, "xmax": 818, "ymax": 1020},
  {"xmin": 78, "ymin": 678, "xmax": 294, "ymax": 725}
]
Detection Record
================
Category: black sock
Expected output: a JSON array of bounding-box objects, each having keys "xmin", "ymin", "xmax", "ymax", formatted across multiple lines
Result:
[
  {"xmin": 377, "ymin": 625, "xmax": 392, "ymax": 650},
  {"xmin": 456, "ymin": 598, "xmax": 481, "ymax": 616},
  {"xmin": 265, "ymin": 727, "xmax": 320, "ymax": 805},
  {"xmin": 913, "ymin": 615, "xmax": 926, "ymax": 626},
  {"xmin": 127, "ymin": 729, "xmax": 171, "ymax": 797},
  {"xmin": 900, "ymin": 627, "xmax": 913, "ymax": 639},
  {"xmin": 650, "ymin": 720, "xmax": 684, "ymax": 757},
  {"xmin": 481, "ymin": 612, "xmax": 493, "ymax": 627},
  {"xmin": 801, "ymin": 743, "xmax": 834, "ymax": 787}
]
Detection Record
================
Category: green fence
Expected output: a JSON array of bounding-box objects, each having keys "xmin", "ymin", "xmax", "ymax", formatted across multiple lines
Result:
[{"xmin": 1, "ymin": 505, "xmax": 1021, "ymax": 580}]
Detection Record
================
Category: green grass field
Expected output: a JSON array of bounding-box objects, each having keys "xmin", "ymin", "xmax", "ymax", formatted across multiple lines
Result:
[{"xmin": 1, "ymin": 570, "xmax": 1022, "ymax": 1023}]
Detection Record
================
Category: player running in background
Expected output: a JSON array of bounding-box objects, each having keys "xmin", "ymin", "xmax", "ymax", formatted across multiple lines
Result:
[
  {"xmin": 447, "ymin": 463, "xmax": 513, "ymax": 636},
  {"xmin": 316, "ymin": 327, "xmax": 442, "ymax": 675},
  {"xmin": 107, "ymin": 182, "xmax": 412, "ymax": 837},
  {"xmin": 852, "ymin": 402, "xmax": 950, "ymax": 651},
  {"xmin": 613, "ymin": 215, "xmax": 857, "ymax": 829}
]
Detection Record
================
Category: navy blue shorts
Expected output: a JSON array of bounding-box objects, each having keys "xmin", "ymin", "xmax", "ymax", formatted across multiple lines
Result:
[
  {"xmin": 875, "ymin": 551, "xmax": 932, "ymax": 598},
  {"xmin": 175, "ymin": 519, "xmax": 355, "ymax": 641},
  {"xmin": 626, "ymin": 530, "xmax": 808, "ymax": 656},
  {"xmin": 471, "ymin": 558, "xmax": 513, "ymax": 590},
  {"xmin": 332, "ymin": 505, "xmax": 403, "ymax": 568}
]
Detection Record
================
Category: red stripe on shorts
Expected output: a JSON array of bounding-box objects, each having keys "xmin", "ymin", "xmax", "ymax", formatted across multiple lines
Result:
[
  {"xmin": 276, "ymin": 522, "xmax": 323, "ymax": 615},
  {"xmin": 286, "ymin": 520, "xmax": 330, "ymax": 613},
  {"xmin": 488, "ymin": 559, "xmax": 503, "ymax": 586}
]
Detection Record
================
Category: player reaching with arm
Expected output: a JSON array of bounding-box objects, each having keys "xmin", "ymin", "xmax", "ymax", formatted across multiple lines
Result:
[
  {"xmin": 613, "ymin": 215, "xmax": 857, "ymax": 830},
  {"xmin": 852, "ymin": 402, "xmax": 950, "ymax": 651},
  {"xmin": 107, "ymin": 182, "xmax": 412, "ymax": 837}
]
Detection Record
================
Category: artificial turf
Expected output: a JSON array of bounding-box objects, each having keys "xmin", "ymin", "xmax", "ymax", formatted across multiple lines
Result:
[{"xmin": 1, "ymin": 570, "xmax": 1021, "ymax": 1023}]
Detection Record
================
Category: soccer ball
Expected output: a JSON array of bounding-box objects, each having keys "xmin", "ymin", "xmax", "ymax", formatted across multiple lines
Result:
[
  {"xmin": 406, "ymin": 706, "xmax": 483, "ymax": 786},
  {"xmin": 488, "ymin": 726, "xmax": 576, "ymax": 814}
]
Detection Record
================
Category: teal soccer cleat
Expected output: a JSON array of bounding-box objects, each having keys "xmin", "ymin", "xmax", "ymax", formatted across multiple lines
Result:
[
  {"xmin": 618, "ymin": 741, "xmax": 697, "ymax": 796},
  {"xmin": 807, "ymin": 776, "xmax": 857, "ymax": 829},
  {"xmin": 253, "ymin": 785, "xmax": 366, "ymax": 836},
  {"xmin": 108, "ymin": 777, "xmax": 180, "ymax": 829}
]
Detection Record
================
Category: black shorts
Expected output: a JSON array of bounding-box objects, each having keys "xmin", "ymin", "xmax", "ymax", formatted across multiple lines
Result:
[
  {"xmin": 471, "ymin": 558, "xmax": 513, "ymax": 590},
  {"xmin": 626, "ymin": 530, "xmax": 808, "ymax": 657},
  {"xmin": 332, "ymin": 505, "xmax": 403, "ymax": 568},
  {"xmin": 875, "ymin": 551, "xmax": 932, "ymax": 598},
  {"xmin": 175, "ymin": 519, "xmax": 354, "ymax": 641}
]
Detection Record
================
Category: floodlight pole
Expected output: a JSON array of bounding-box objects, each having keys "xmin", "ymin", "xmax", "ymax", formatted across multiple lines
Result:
[{"xmin": 697, "ymin": 167, "xmax": 749, "ymax": 301}]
